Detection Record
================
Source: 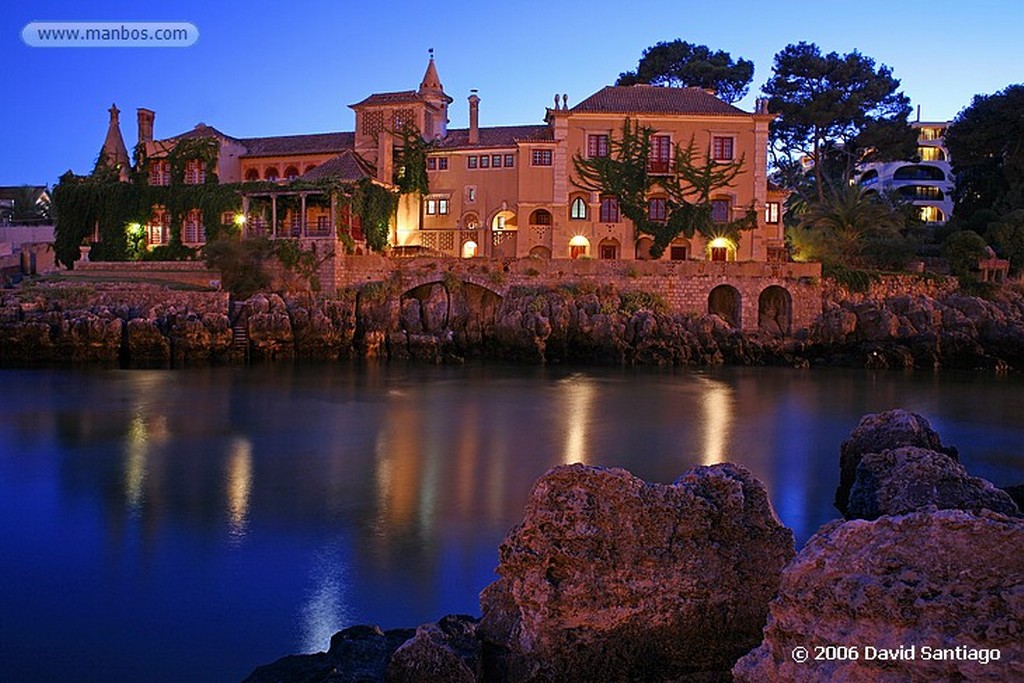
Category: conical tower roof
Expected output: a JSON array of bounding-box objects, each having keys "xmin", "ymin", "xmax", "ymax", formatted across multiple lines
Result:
[
  {"xmin": 99, "ymin": 103, "xmax": 130, "ymax": 179},
  {"xmin": 418, "ymin": 49, "xmax": 444, "ymax": 95}
]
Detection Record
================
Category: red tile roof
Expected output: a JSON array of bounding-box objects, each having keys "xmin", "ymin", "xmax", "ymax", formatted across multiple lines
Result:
[
  {"xmin": 571, "ymin": 85, "xmax": 747, "ymax": 116},
  {"xmin": 434, "ymin": 125, "xmax": 553, "ymax": 150},
  {"xmin": 299, "ymin": 150, "xmax": 374, "ymax": 182},
  {"xmin": 349, "ymin": 90, "xmax": 426, "ymax": 108},
  {"xmin": 241, "ymin": 132, "xmax": 354, "ymax": 157}
]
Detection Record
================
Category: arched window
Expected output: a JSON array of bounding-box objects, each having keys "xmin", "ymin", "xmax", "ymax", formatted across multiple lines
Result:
[
  {"xmin": 570, "ymin": 196, "xmax": 588, "ymax": 220},
  {"xmin": 711, "ymin": 197, "xmax": 731, "ymax": 223},
  {"xmin": 284, "ymin": 166, "xmax": 300, "ymax": 180},
  {"xmin": 530, "ymin": 209, "xmax": 553, "ymax": 225},
  {"xmin": 599, "ymin": 196, "xmax": 619, "ymax": 223},
  {"xmin": 648, "ymin": 197, "xmax": 667, "ymax": 222},
  {"xmin": 568, "ymin": 235, "xmax": 590, "ymax": 259},
  {"xmin": 265, "ymin": 168, "xmax": 279, "ymax": 181},
  {"xmin": 244, "ymin": 169, "xmax": 259, "ymax": 182},
  {"xmin": 462, "ymin": 212, "xmax": 480, "ymax": 229}
]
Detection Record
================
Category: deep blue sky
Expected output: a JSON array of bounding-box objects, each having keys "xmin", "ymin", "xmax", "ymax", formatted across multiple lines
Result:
[{"xmin": 4, "ymin": 0, "xmax": 1022, "ymax": 187}]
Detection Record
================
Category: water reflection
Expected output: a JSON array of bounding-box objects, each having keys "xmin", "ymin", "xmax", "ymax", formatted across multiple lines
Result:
[
  {"xmin": 560, "ymin": 374, "xmax": 596, "ymax": 465},
  {"xmin": 299, "ymin": 543, "xmax": 352, "ymax": 654},
  {"xmin": 4, "ymin": 365, "xmax": 1021, "ymax": 683},
  {"xmin": 697, "ymin": 375, "xmax": 733, "ymax": 465},
  {"xmin": 225, "ymin": 437, "xmax": 253, "ymax": 544}
]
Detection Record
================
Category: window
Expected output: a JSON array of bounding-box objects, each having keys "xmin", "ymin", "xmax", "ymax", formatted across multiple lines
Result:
[
  {"xmin": 712, "ymin": 136, "xmax": 734, "ymax": 161},
  {"xmin": 504, "ymin": 154, "xmax": 515, "ymax": 167},
  {"xmin": 712, "ymin": 198, "xmax": 731, "ymax": 223},
  {"xmin": 427, "ymin": 158, "xmax": 437, "ymax": 170},
  {"xmin": 530, "ymin": 209, "xmax": 552, "ymax": 225},
  {"xmin": 184, "ymin": 159, "xmax": 205, "ymax": 184},
  {"xmin": 492, "ymin": 154, "xmax": 502, "ymax": 167},
  {"xmin": 284, "ymin": 166, "xmax": 299, "ymax": 180},
  {"xmin": 587, "ymin": 134, "xmax": 609, "ymax": 158},
  {"xmin": 184, "ymin": 209, "xmax": 205, "ymax": 243},
  {"xmin": 425, "ymin": 198, "xmax": 449, "ymax": 215},
  {"xmin": 649, "ymin": 135, "xmax": 672, "ymax": 172},
  {"xmin": 466, "ymin": 186, "xmax": 477, "ymax": 203},
  {"xmin": 265, "ymin": 167, "xmax": 279, "ymax": 181},
  {"xmin": 149, "ymin": 159, "xmax": 169, "ymax": 186},
  {"xmin": 438, "ymin": 157, "xmax": 448, "ymax": 170},
  {"xmin": 670, "ymin": 245, "xmax": 688, "ymax": 261},
  {"xmin": 531, "ymin": 149, "xmax": 552, "ymax": 166},
  {"xmin": 918, "ymin": 147, "xmax": 945, "ymax": 161},
  {"xmin": 711, "ymin": 246, "xmax": 728, "ymax": 262},
  {"xmin": 244, "ymin": 168, "xmax": 259, "ymax": 182},
  {"xmin": 600, "ymin": 196, "xmax": 619, "ymax": 223},
  {"xmin": 570, "ymin": 196, "xmax": 587, "ymax": 220},
  {"xmin": 467, "ymin": 156, "xmax": 478, "ymax": 169},
  {"xmin": 648, "ymin": 197, "xmax": 667, "ymax": 222},
  {"xmin": 765, "ymin": 202, "xmax": 780, "ymax": 224},
  {"xmin": 480, "ymin": 155, "xmax": 490, "ymax": 168}
]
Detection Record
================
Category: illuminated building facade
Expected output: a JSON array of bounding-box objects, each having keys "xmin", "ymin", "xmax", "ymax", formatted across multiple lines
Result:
[{"xmin": 100, "ymin": 56, "xmax": 787, "ymax": 261}]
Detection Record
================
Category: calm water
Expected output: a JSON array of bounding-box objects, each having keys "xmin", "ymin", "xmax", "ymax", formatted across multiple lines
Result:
[{"xmin": 1, "ymin": 364, "xmax": 1021, "ymax": 682}]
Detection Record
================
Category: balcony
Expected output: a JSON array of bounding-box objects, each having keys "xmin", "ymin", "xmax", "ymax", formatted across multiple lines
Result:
[{"xmin": 647, "ymin": 159, "xmax": 674, "ymax": 174}]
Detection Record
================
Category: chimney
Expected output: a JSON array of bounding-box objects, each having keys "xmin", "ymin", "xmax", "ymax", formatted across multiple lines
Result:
[
  {"xmin": 468, "ymin": 90, "xmax": 480, "ymax": 145},
  {"xmin": 137, "ymin": 108, "xmax": 155, "ymax": 144},
  {"xmin": 377, "ymin": 130, "xmax": 394, "ymax": 184}
]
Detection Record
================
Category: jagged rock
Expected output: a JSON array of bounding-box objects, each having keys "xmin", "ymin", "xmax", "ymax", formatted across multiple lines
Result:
[
  {"xmin": 248, "ymin": 312, "xmax": 294, "ymax": 360},
  {"xmin": 243, "ymin": 624, "xmax": 416, "ymax": 683},
  {"xmin": 478, "ymin": 463, "xmax": 794, "ymax": 682},
  {"xmin": 400, "ymin": 297, "xmax": 423, "ymax": 334},
  {"xmin": 126, "ymin": 317, "xmax": 170, "ymax": 362},
  {"xmin": 419, "ymin": 283, "xmax": 449, "ymax": 334},
  {"xmin": 836, "ymin": 409, "xmax": 959, "ymax": 517},
  {"xmin": 385, "ymin": 615, "xmax": 481, "ymax": 683},
  {"xmin": 1003, "ymin": 484, "xmax": 1024, "ymax": 512},
  {"xmin": 0, "ymin": 321, "xmax": 53, "ymax": 361},
  {"xmin": 69, "ymin": 314, "xmax": 122, "ymax": 361},
  {"xmin": 848, "ymin": 446, "xmax": 1020, "ymax": 519},
  {"xmin": 733, "ymin": 509, "xmax": 1024, "ymax": 683},
  {"xmin": 169, "ymin": 316, "xmax": 211, "ymax": 361}
]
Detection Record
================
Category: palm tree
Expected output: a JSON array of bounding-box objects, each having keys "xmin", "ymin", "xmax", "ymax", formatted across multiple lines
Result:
[{"xmin": 788, "ymin": 181, "xmax": 904, "ymax": 266}]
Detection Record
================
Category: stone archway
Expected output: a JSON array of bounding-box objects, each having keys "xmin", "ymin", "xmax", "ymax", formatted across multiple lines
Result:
[
  {"xmin": 708, "ymin": 285, "xmax": 742, "ymax": 329},
  {"xmin": 758, "ymin": 285, "xmax": 792, "ymax": 336}
]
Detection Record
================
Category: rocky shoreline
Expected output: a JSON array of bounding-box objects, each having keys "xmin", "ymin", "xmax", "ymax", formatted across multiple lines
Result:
[
  {"xmin": 1, "ymin": 281, "xmax": 1023, "ymax": 370},
  {"xmin": 244, "ymin": 410, "xmax": 1023, "ymax": 683}
]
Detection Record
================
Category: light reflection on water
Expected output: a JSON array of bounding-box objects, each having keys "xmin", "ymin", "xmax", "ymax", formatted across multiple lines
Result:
[{"xmin": 0, "ymin": 364, "xmax": 1021, "ymax": 683}]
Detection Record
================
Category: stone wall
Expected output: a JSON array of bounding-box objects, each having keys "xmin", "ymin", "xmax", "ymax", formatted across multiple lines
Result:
[
  {"xmin": 333, "ymin": 255, "xmax": 823, "ymax": 333},
  {"xmin": 75, "ymin": 261, "xmax": 223, "ymax": 289},
  {"xmin": 822, "ymin": 273, "xmax": 960, "ymax": 304}
]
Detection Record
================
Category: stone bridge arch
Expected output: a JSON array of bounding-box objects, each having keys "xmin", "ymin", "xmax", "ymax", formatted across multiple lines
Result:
[
  {"xmin": 708, "ymin": 284, "xmax": 742, "ymax": 329},
  {"xmin": 758, "ymin": 285, "xmax": 793, "ymax": 336}
]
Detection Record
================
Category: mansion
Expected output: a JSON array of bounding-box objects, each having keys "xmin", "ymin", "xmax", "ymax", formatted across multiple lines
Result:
[{"xmin": 97, "ymin": 56, "xmax": 786, "ymax": 262}]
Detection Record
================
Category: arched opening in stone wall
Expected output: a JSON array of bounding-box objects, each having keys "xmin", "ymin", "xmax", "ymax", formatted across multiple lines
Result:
[
  {"xmin": 568, "ymin": 235, "xmax": 590, "ymax": 259},
  {"xmin": 461, "ymin": 240, "xmax": 478, "ymax": 258},
  {"xmin": 635, "ymin": 237, "xmax": 654, "ymax": 260},
  {"xmin": 399, "ymin": 281, "xmax": 503, "ymax": 354},
  {"xmin": 758, "ymin": 285, "xmax": 792, "ymax": 336},
  {"xmin": 708, "ymin": 285, "xmax": 742, "ymax": 329},
  {"xmin": 598, "ymin": 238, "xmax": 620, "ymax": 260}
]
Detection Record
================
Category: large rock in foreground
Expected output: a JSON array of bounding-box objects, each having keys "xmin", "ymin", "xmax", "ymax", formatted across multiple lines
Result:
[
  {"xmin": 836, "ymin": 409, "xmax": 958, "ymax": 517},
  {"xmin": 848, "ymin": 446, "xmax": 1020, "ymax": 520},
  {"xmin": 479, "ymin": 463, "xmax": 795, "ymax": 682},
  {"xmin": 733, "ymin": 509, "xmax": 1024, "ymax": 683}
]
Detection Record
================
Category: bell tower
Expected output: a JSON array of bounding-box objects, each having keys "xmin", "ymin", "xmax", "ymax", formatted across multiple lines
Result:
[{"xmin": 418, "ymin": 48, "xmax": 452, "ymax": 140}]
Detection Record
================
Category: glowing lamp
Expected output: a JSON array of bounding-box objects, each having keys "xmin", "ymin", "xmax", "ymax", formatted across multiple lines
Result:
[{"xmin": 234, "ymin": 213, "xmax": 247, "ymax": 226}]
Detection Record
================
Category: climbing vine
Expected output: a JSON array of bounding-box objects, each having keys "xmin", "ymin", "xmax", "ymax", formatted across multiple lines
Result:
[
  {"xmin": 573, "ymin": 118, "xmax": 757, "ymax": 258},
  {"xmin": 351, "ymin": 178, "xmax": 399, "ymax": 252},
  {"xmin": 391, "ymin": 124, "xmax": 431, "ymax": 196}
]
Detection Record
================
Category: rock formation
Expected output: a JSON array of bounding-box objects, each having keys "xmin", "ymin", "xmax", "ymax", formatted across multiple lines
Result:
[
  {"xmin": 835, "ymin": 409, "xmax": 959, "ymax": 517},
  {"xmin": 847, "ymin": 446, "xmax": 1020, "ymax": 519},
  {"xmin": 733, "ymin": 509, "xmax": 1024, "ymax": 683},
  {"xmin": 478, "ymin": 463, "xmax": 795, "ymax": 682}
]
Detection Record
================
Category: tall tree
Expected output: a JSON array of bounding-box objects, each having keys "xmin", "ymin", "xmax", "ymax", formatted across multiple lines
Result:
[
  {"xmin": 616, "ymin": 40, "xmax": 754, "ymax": 104},
  {"xmin": 763, "ymin": 42, "xmax": 915, "ymax": 202},
  {"xmin": 945, "ymin": 84, "xmax": 1024, "ymax": 220},
  {"xmin": 573, "ymin": 119, "xmax": 755, "ymax": 258}
]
